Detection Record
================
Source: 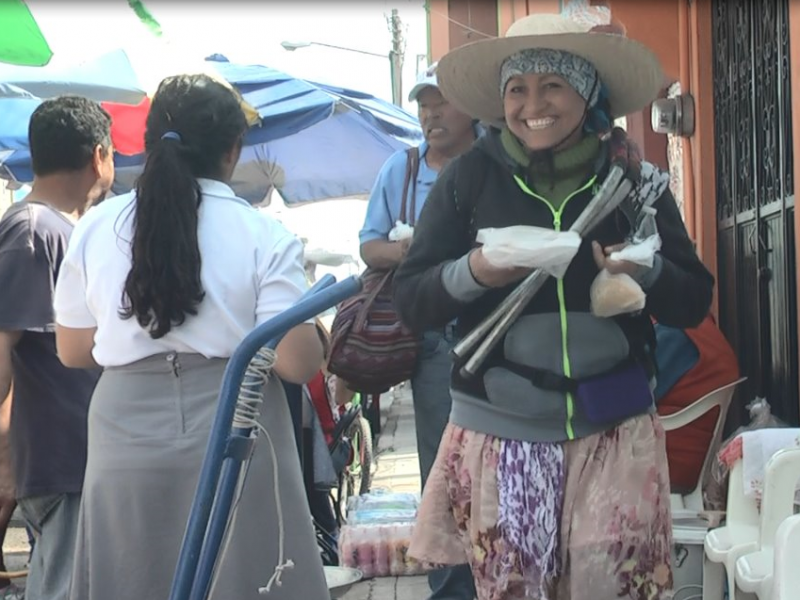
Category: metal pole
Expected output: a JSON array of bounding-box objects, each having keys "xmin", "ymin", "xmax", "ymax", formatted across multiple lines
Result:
[{"xmin": 389, "ymin": 8, "xmax": 404, "ymax": 105}]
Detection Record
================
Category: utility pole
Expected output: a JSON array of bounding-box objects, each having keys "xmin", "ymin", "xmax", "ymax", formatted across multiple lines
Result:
[{"xmin": 388, "ymin": 8, "xmax": 404, "ymax": 106}]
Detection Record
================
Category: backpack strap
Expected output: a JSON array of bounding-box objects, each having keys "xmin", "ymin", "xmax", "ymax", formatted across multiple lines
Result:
[
  {"xmin": 400, "ymin": 146, "xmax": 421, "ymax": 226},
  {"xmin": 453, "ymin": 146, "xmax": 489, "ymax": 238}
]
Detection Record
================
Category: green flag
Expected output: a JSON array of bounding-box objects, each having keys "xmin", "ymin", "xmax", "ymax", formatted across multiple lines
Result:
[
  {"xmin": 0, "ymin": 0, "xmax": 53, "ymax": 66},
  {"xmin": 128, "ymin": 0, "xmax": 163, "ymax": 37}
]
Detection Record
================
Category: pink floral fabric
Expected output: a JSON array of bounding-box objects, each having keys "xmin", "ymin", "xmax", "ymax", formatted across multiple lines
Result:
[{"xmin": 410, "ymin": 414, "xmax": 674, "ymax": 600}]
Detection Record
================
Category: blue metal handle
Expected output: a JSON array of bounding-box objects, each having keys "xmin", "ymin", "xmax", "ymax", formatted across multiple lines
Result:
[
  {"xmin": 169, "ymin": 275, "xmax": 361, "ymax": 600},
  {"xmin": 188, "ymin": 273, "xmax": 344, "ymax": 599}
]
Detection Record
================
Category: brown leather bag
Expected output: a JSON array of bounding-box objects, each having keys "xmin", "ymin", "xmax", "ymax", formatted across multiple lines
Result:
[{"xmin": 327, "ymin": 147, "xmax": 421, "ymax": 394}]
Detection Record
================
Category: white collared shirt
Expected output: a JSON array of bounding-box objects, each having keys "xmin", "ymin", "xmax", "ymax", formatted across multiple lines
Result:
[{"xmin": 54, "ymin": 179, "xmax": 308, "ymax": 367}]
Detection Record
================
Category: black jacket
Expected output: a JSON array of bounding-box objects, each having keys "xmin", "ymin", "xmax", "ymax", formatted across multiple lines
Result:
[{"xmin": 393, "ymin": 130, "xmax": 714, "ymax": 402}]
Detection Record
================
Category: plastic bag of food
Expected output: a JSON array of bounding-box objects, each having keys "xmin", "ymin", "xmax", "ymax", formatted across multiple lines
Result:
[
  {"xmin": 590, "ymin": 269, "xmax": 646, "ymax": 318},
  {"xmin": 339, "ymin": 523, "xmax": 426, "ymax": 578},
  {"xmin": 609, "ymin": 207, "xmax": 662, "ymax": 269},
  {"xmin": 476, "ymin": 225, "xmax": 582, "ymax": 278}
]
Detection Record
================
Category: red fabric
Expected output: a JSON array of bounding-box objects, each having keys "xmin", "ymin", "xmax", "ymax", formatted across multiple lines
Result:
[
  {"xmin": 307, "ymin": 371, "xmax": 337, "ymax": 446},
  {"xmin": 656, "ymin": 315, "xmax": 740, "ymax": 492},
  {"xmin": 101, "ymin": 97, "xmax": 150, "ymax": 156}
]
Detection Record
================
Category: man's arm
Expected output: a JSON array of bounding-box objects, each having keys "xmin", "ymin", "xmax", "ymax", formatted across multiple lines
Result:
[
  {"xmin": 0, "ymin": 330, "xmax": 21, "ymax": 404},
  {"xmin": 359, "ymin": 150, "xmax": 409, "ymax": 270}
]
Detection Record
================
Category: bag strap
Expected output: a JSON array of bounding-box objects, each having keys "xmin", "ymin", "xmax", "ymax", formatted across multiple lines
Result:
[
  {"xmin": 400, "ymin": 146, "xmax": 420, "ymax": 226},
  {"xmin": 454, "ymin": 147, "xmax": 488, "ymax": 237},
  {"xmin": 346, "ymin": 148, "xmax": 419, "ymax": 336},
  {"xmin": 353, "ymin": 270, "xmax": 394, "ymax": 332}
]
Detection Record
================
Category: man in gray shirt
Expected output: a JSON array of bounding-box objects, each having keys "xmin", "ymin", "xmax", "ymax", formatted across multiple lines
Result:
[{"xmin": 0, "ymin": 96, "xmax": 114, "ymax": 600}]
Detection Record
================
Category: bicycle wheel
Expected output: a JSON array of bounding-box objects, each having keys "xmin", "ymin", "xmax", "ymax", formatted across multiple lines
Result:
[{"xmin": 348, "ymin": 416, "xmax": 373, "ymax": 496}]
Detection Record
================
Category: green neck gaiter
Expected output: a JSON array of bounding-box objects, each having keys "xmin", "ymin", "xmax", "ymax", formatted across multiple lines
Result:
[{"xmin": 501, "ymin": 127, "xmax": 601, "ymax": 209}]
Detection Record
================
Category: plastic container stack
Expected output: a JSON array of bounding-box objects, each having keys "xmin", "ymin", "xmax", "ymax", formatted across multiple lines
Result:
[{"xmin": 338, "ymin": 491, "xmax": 425, "ymax": 578}]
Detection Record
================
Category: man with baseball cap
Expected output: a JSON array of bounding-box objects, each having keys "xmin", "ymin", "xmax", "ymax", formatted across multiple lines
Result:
[{"xmin": 359, "ymin": 64, "xmax": 478, "ymax": 600}]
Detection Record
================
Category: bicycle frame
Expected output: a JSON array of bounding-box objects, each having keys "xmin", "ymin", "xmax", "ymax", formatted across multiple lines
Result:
[{"xmin": 169, "ymin": 274, "xmax": 362, "ymax": 600}]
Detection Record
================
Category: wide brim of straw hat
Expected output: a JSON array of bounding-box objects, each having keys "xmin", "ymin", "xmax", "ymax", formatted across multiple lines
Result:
[{"xmin": 436, "ymin": 14, "xmax": 666, "ymax": 125}]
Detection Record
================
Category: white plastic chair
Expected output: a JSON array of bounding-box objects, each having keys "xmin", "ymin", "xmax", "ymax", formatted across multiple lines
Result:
[
  {"xmin": 660, "ymin": 377, "xmax": 746, "ymax": 520},
  {"xmin": 771, "ymin": 514, "xmax": 800, "ymax": 600},
  {"xmin": 734, "ymin": 446, "xmax": 800, "ymax": 599},
  {"xmin": 703, "ymin": 456, "xmax": 761, "ymax": 600}
]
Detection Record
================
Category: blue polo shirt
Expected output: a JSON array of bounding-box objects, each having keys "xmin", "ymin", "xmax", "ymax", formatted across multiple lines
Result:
[{"xmin": 359, "ymin": 141, "xmax": 440, "ymax": 244}]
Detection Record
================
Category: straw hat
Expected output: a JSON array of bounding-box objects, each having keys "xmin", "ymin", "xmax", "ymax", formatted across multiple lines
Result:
[{"xmin": 436, "ymin": 13, "xmax": 665, "ymax": 125}]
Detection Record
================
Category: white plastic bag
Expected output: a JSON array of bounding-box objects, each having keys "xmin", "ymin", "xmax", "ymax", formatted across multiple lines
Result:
[
  {"xmin": 609, "ymin": 206, "xmax": 662, "ymax": 268},
  {"xmin": 476, "ymin": 225, "xmax": 582, "ymax": 278},
  {"xmin": 590, "ymin": 269, "xmax": 646, "ymax": 318},
  {"xmin": 609, "ymin": 234, "xmax": 662, "ymax": 268},
  {"xmin": 388, "ymin": 221, "xmax": 414, "ymax": 241}
]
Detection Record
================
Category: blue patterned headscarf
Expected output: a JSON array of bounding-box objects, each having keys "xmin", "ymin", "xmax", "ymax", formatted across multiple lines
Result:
[{"xmin": 500, "ymin": 48, "xmax": 611, "ymax": 132}]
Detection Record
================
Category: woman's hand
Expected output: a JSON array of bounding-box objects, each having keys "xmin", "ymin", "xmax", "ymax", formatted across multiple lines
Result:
[
  {"xmin": 468, "ymin": 248, "xmax": 531, "ymax": 288},
  {"xmin": 592, "ymin": 241, "xmax": 647, "ymax": 278}
]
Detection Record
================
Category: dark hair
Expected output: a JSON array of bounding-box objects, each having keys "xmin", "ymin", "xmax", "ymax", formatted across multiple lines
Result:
[
  {"xmin": 120, "ymin": 74, "xmax": 248, "ymax": 339},
  {"xmin": 28, "ymin": 96, "xmax": 112, "ymax": 177}
]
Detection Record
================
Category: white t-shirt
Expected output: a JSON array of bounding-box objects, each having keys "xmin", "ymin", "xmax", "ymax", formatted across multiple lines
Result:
[{"xmin": 54, "ymin": 179, "xmax": 309, "ymax": 367}]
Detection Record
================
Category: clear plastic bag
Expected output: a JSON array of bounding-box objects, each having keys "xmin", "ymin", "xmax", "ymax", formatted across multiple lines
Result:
[
  {"xmin": 347, "ymin": 490, "xmax": 419, "ymax": 514},
  {"xmin": 590, "ymin": 270, "xmax": 646, "ymax": 318},
  {"xmin": 590, "ymin": 207, "xmax": 662, "ymax": 317},
  {"xmin": 609, "ymin": 207, "xmax": 662, "ymax": 268},
  {"xmin": 339, "ymin": 523, "xmax": 425, "ymax": 577},
  {"xmin": 346, "ymin": 491, "xmax": 420, "ymax": 526},
  {"xmin": 704, "ymin": 397, "xmax": 788, "ymax": 511},
  {"xmin": 476, "ymin": 225, "xmax": 582, "ymax": 278}
]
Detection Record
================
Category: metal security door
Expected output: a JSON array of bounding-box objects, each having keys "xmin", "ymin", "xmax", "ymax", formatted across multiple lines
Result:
[{"xmin": 713, "ymin": 0, "xmax": 799, "ymax": 426}]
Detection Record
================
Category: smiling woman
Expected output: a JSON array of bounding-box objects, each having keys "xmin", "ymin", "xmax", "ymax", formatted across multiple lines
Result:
[
  {"xmin": 503, "ymin": 71, "xmax": 590, "ymax": 153},
  {"xmin": 392, "ymin": 13, "xmax": 713, "ymax": 600}
]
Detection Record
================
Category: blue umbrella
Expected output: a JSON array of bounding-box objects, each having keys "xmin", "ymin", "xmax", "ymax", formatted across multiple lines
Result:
[
  {"xmin": 0, "ymin": 56, "xmax": 423, "ymax": 205},
  {"xmin": 0, "ymin": 48, "xmax": 146, "ymax": 104}
]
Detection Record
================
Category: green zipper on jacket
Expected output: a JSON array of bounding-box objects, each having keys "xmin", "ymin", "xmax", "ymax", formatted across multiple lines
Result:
[{"xmin": 512, "ymin": 174, "xmax": 598, "ymax": 440}]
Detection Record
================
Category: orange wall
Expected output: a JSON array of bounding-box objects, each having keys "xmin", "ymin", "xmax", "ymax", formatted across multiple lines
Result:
[
  {"xmin": 685, "ymin": 0, "xmax": 717, "ymax": 277},
  {"xmin": 428, "ymin": 0, "xmax": 451, "ymax": 62},
  {"xmin": 498, "ymin": 0, "xmax": 561, "ymax": 35},
  {"xmin": 606, "ymin": 0, "xmax": 680, "ymax": 81},
  {"xmin": 605, "ymin": 0, "xmax": 680, "ymax": 175}
]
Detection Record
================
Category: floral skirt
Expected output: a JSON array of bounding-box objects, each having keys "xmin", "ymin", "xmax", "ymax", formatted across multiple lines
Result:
[{"xmin": 409, "ymin": 414, "xmax": 673, "ymax": 600}]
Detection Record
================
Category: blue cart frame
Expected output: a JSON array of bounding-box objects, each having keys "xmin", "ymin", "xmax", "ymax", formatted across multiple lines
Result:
[{"xmin": 168, "ymin": 274, "xmax": 362, "ymax": 600}]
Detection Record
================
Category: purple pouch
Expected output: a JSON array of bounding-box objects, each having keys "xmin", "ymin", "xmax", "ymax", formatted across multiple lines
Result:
[{"xmin": 576, "ymin": 362, "xmax": 653, "ymax": 424}]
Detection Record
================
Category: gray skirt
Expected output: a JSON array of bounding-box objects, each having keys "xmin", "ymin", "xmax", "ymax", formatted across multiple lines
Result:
[{"xmin": 69, "ymin": 353, "xmax": 328, "ymax": 600}]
